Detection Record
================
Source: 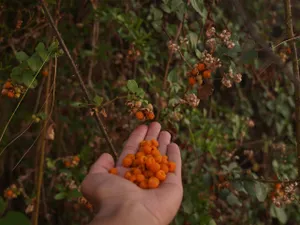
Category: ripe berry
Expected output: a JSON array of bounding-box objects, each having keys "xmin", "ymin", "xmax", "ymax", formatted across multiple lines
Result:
[
  {"xmin": 197, "ymin": 63, "xmax": 205, "ymax": 71},
  {"xmin": 151, "ymin": 139, "xmax": 159, "ymax": 147},
  {"xmin": 168, "ymin": 161, "xmax": 176, "ymax": 172},
  {"xmin": 7, "ymin": 90, "xmax": 14, "ymax": 98},
  {"xmin": 129, "ymin": 174, "xmax": 137, "ymax": 182},
  {"xmin": 4, "ymin": 81, "xmax": 13, "ymax": 89},
  {"xmin": 124, "ymin": 171, "xmax": 132, "ymax": 180},
  {"xmin": 146, "ymin": 157, "xmax": 155, "ymax": 169},
  {"xmin": 127, "ymin": 154, "xmax": 135, "ymax": 160},
  {"xmin": 135, "ymin": 156, "xmax": 146, "ymax": 165},
  {"xmin": 146, "ymin": 112, "xmax": 155, "ymax": 120},
  {"xmin": 160, "ymin": 163, "xmax": 169, "ymax": 173},
  {"xmin": 5, "ymin": 189, "xmax": 13, "ymax": 198},
  {"xmin": 132, "ymin": 168, "xmax": 142, "ymax": 175},
  {"xmin": 188, "ymin": 77, "xmax": 196, "ymax": 86},
  {"xmin": 136, "ymin": 151, "xmax": 145, "ymax": 158},
  {"xmin": 151, "ymin": 149, "xmax": 161, "ymax": 157},
  {"xmin": 154, "ymin": 155, "xmax": 162, "ymax": 163},
  {"xmin": 203, "ymin": 70, "xmax": 211, "ymax": 79},
  {"xmin": 139, "ymin": 180, "xmax": 148, "ymax": 189},
  {"xmin": 191, "ymin": 68, "xmax": 198, "ymax": 76},
  {"xmin": 64, "ymin": 161, "xmax": 71, "ymax": 168},
  {"xmin": 135, "ymin": 111, "xmax": 145, "ymax": 120},
  {"xmin": 148, "ymin": 177, "xmax": 160, "ymax": 189},
  {"xmin": 155, "ymin": 170, "xmax": 166, "ymax": 181},
  {"xmin": 275, "ymin": 183, "xmax": 282, "ymax": 190},
  {"xmin": 161, "ymin": 155, "xmax": 168, "ymax": 164},
  {"xmin": 73, "ymin": 156, "xmax": 80, "ymax": 162},
  {"xmin": 109, "ymin": 168, "xmax": 118, "ymax": 175},
  {"xmin": 42, "ymin": 69, "xmax": 49, "ymax": 77},
  {"xmin": 136, "ymin": 174, "xmax": 145, "ymax": 182},
  {"xmin": 143, "ymin": 145, "xmax": 152, "ymax": 154},
  {"xmin": 1, "ymin": 89, "xmax": 8, "ymax": 96},
  {"xmin": 122, "ymin": 156, "xmax": 133, "ymax": 168},
  {"xmin": 149, "ymin": 162, "xmax": 160, "ymax": 173}
]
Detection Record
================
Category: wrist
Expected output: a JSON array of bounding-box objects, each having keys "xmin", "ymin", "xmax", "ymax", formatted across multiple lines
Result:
[{"xmin": 89, "ymin": 202, "xmax": 161, "ymax": 225}]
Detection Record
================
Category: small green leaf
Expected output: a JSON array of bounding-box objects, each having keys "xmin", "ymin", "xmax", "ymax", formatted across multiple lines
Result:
[
  {"xmin": 35, "ymin": 42, "xmax": 48, "ymax": 61},
  {"xmin": 226, "ymin": 193, "xmax": 242, "ymax": 206},
  {"xmin": 70, "ymin": 102, "xmax": 86, "ymax": 108},
  {"xmin": 189, "ymin": 32, "xmax": 198, "ymax": 49},
  {"xmin": 27, "ymin": 54, "xmax": 43, "ymax": 72},
  {"xmin": 93, "ymin": 95, "xmax": 103, "ymax": 107},
  {"xmin": 182, "ymin": 199, "xmax": 193, "ymax": 214},
  {"xmin": 10, "ymin": 67, "xmax": 23, "ymax": 82},
  {"xmin": 243, "ymin": 181, "xmax": 256, "ymax": 197},
  {"xmin": 127, "ymin": 80, "xmax": 139, "ymax": 93},
  {"xmin": 167, "ymin": 69, "xmax": 177, "ymax": 83},
  {"xmin": 170, "ymin": 0, "xmax": 183, "ymax": 11},
  {"xmin": 48, "ymin": 40, "xmax": 59, "ymax": 52},
  {"xmin": 160, "ymin": 3, "xmax": 171, "ymax": 13},
  {"xmin": 54, "ymin": 192, "xmax": 67, "ymax": 200},
  {"xmin": 270, "ymin": 204, "xmax": 287, "ymax": 224},
  {"xmin": 190, "ymin": 0, "xmax": 207, "ymax": 23},
  {"xmin": 0, "ymin": 211, "xmax": 31, "ymax": 225},
  {"xmin": 22, "ymin": 70, "xmax": 36, "ymax": 88},
  {"xmin": 255, "ymin": 182, "xmax": 268, "ymax": 202},
  {"xmin": 0, "ymin": 197, "xmax": 7, "ymax": 215},
  {"xmin": 68, "ymin": 189, "xmax": 82, "ymax": 199},
  {"xmin": 135, "ymin": 88, "xmax": 145, "ymax": 98},
  {"xmin": 15, "ymin": 52, "xmax": 29, "ymax": 63}
]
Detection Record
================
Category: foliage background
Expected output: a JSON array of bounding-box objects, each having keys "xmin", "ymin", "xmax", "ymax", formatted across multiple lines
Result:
[{"xmin": 0, "ymin": 0, "xmax": 300, "ymax": 224}]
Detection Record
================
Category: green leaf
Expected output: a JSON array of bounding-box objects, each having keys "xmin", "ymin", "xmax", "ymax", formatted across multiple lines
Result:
[
  {"xmin": 160, "ymin": 3, "xmax": 171, "ymax": 13},
  {"xmin": 22, "ymin": 70, "xmax": 36, "ymax": 88},
  {"xmin": 10, "ymin": 67, "xmax": 23, "ymax": 82},
  {"xmin": 189, "ymin": 32, "xmax": 198, "ymax": 49},
  {"xmin": 167, "ymin": 69, "xmax": 177, "ymax": 83},
  {"xmin": 243, "ymin": 181, "xmax": 256, "ymax": 197},
  {"xmin": 27, "ymin": 54, "xmax": 43, "ymax": 72},
  {"xmin": 0, "ymin": 211, "xmax": 30, "ymax": 225},
  {"xmin": 70, "ymin": 102, "xmax": 86, "ymax": 108},
  {"xmin": 127, "ymin": 80, "xmax": 139, "ymax": 93},
  {"xmin": 151, "ymin": 7, "xmax": 163, "ymax": 20},
  {"xmin": 270, "ymin": 204, "xmax": 287, "ymax": 224},
  {"xmin": 182, "ymin": 199, "xmax": 193, "ymax": 214},
  {"xmin": 226, "ymin": 193, "xmax": 242, "ymax": 206},
  {"xmin": 54, "ymin": 192, "xmax": 67, "ymax": 200},
  {"xmin": 171, "ymin": 0, "xmax": 183, "ymax": 11},
  {"xmin": 35, "ymin": 42, "xmax": 48, "ymax": 61},
  {"xmin": 255, "ymin": 182, "xmax": 268, "ymax": 202},
  {"xmin": 93, "ymin": 95, "xmax": 103, "ymax": 107},
  {"xmin": 190, "ymin": 0, "xmax": 207, "ymax": 23},
  {"xmin": 15, "ymin": 51, "xmax": 29, "ymax": 63},
  {"xmin": 68, "ymin": 189, "xmax": 82, "ymax": 199},
  {"xmin": 135, "ymin": 88, "xmax": 145, "ymax": 98},
  {"xmin": 48, "ymin": 40, "xmax": 59, "ymax": 53}
]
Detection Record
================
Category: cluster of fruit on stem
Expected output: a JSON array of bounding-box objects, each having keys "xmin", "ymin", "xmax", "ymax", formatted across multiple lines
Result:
[
  {"xmin": 63, "ymin": 155, "xmax": 80, "ymax": 168},
  {"xmin": 109, "ymin": 139, "xmax": 176, "ymax": 189},
  {"xmin": 187, "ymin": 63, "xmax": 211, "ymax": 86},
  {"xmin": 3, "ymin": 184, "xmax": 21, "ymax": 200},
  {"xmin": 126, "ymin": 100, "xmax": 155, "ymax": 121},
  {"xmin": 1, "ymin": 80, "xmax": 25, "ymax": 99}
]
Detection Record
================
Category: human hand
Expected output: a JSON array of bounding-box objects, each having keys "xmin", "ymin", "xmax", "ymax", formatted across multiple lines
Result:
[{"xmin": 81, "ymin": 122, "xmax": 183, "ymax": 225}]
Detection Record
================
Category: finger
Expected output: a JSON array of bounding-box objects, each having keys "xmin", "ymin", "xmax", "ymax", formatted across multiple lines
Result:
[
  {"xmin": 89, "ymin": 153, "xmax": 115, "ymax": 174},
  {"xmin": 144, "ymin": 122, "xmax": 161, "ymax": 140},
  {"xmin": 157, "ymin": 131, "xmax": 171, "ymax": 155},
  {"xmin": 117, "ymin": 124, "xmax": 148, "ymax": 166},
  {"xmin": 166, "ymin": 143, "xmax": 182, "ymax": 180}
]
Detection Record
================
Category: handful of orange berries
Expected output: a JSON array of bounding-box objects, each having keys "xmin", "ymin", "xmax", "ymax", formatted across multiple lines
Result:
[{"xmin": 109, "ymin": 139, "xmax": 176, "ymax": 189}]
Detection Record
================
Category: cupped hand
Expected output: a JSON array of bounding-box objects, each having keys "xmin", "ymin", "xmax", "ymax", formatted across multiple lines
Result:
[{"xmin": 81, "ymin": 122, "xmax": 183, "ymax": 225}]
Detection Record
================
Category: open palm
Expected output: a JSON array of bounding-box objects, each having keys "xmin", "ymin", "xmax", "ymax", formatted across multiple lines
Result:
[{"xmin": 81, "ymin": 122, "xmax": 183, "ymax": 225}]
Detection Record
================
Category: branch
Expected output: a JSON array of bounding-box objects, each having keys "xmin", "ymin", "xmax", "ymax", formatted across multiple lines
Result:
[
  {"xmin": 283, "ymin": 0, "xmax": 300, "ymax": 176},
  {"xmin": 40, "ymin": 0, "xmax": 118, "ymax": 159}
]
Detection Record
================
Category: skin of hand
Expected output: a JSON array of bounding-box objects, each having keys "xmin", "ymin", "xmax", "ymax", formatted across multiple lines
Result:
[{"xmin": 81, "ymin": 122, "xmax": 183, "ymax": 225}]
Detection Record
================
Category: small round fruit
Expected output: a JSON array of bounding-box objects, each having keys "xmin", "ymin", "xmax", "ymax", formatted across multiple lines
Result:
[
  {"xmin": 203, "ymin": 70, "xmax": 211, "ymax": 79},
  {"xmin": 146, "ymin": 112, "xmax": 155, "ymax": 120},
  {"xmin": 155, "ymin": 170, "xmax": 166, "ymax": 181},
  {"xmin": 188, "ymin": 77, "xmax": 196, "ymax": 86},
  {"xmin": 136, "ymin": 174, "xmax": 145, "ymax": 182},
  {"xmin": 4, "ymin": 81, "xmax": 13, "ymax": 89},
  {"xmin": 1, "ymin": 89, "xmax": 8, "ymax": 96},
  {"xmin": 168, "ymin": 161, "xmax": 176, "ymax": 172},
  {"xmin": 148, "ymin": 177, "xmax": 160, "ymax": 189},
  {"xmin": 139, "ymin": 180, "xmax": 148, "ymax": 189},
  {"xmin": 191, "ymin": 68, "xmax": 198, "ymax": 76},
  {"xmin": 7, "ymin": 90, "xmax": 14, "ymax": 98},
  {"xmin": 135, "ymin": 111, "xmax": 145, "ymax": 120},
  {"xmin": 42, "ymin": 69, "xmax": 49, "ymax": 77},
  {"xmin": 197, "ymin": 63, "xmax": 205, "ymax": 71},
  {"xmin": 122, "ymin": 157, "xmax": 133, "ymax": 168},
  {"xmin": 109, "ymin": 168, "xmax": 118, "ymax": 175}
]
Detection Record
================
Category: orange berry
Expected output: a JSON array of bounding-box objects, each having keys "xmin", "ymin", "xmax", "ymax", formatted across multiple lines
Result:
[
  {"xmin": 150, "ymin": 162, "xmax": 161, "ymax": 173},
  {"xmin": 203, "ymin": 70, "xmax": 211, "ymax": 79},
  {"xmin": 191, "ymin": 67, "xmax": 198, "ymax": 76},
  {"xmin": 109, "ymin": 168, "xmax": 118, "ymax": 175},
  {"xmin": 135, "ymin": 156, "xmax": 146, "ymax": 165},
  {"xmin": 160, "ymin": 163, "xmax": 169, "ymax": 173},
  {"xmin": 161, "ymin": 155, "xmax": 168, "ymax": 164},
  {"xmin": 148, "ymin": 177, "xmax": 160, "ymax": 189},
  {"xmin": 136, "ymin": 174, "xmax": 145, "ymax": 182},
  {"xmin": 139, "ymin": 180, "xmax": 148, "ymax": 189},
  {"xmin": 275, "ymin": 183, "xmax": 282, "ymax": 190},
  {"xmin": 127, "ymin": 154, "xmax": 135, "ymax": 160},
  {"xmin": 4, "ymin": 81, "xmax": 13, "ymax": 89},
  {"xmin": 140, "ymin": 140, "xmax": 151, "ymax": 147},
  {"xmin": 5, "ymin": 189, "xmax": 13, "ymax": 197},
  {"xmin": 135, "ymin": 111, "xmax": 145, "ymax": 120},
  {"xmin": 143, "ymin": 170, "xmax": 154, "ymax": 178},
  {"xmin": 64, "ymin": 161, "xmax": 71, "ymax": 168},
  {"xmin": 188, "ymin": 77, "xmax": 196, "ymax": 86},
  {"xmin": 42, "ymin": 69, "xmax": 49, "ymax": 77},
  {"xmin": 143, "ymin": 145, "xmax": 152, "ymax": 154},
  {"xmin": 168, "ymin": 161, "xmax": 176, "ymax": 172},
  {"xmin": 151, "ymin": 139, "xmax": 159, "ymax": 147},
  {"xmin": 151, "ymin": 149, "xmax": 161, "ymax": 157},
  {"xmin": 146, "ymin": 112, "xmax": 155, "ymax": 120},
  {"xmin": 146, "ymin": 157, "xmax": 155, "ymax": 169},
  {"xmin": 124, "ymin": 171, "xmax": 132, "ymax": 180},
  {"xmin": 132, "ymin": 168, "xmax": 142, "ymax": 175},
  {"xmin": 73, "ymin": 156, "xmax": 80, "ymax": 162},
  {"xmin": 197, "ymin": 63, "xmax": 205, "ymax": 71},
  {"xmin": 7, "ymin": 90, "xmax": 14, "ymax": 98},
  {"xmin": 136, "ymin": 151, "xmax": 145, "ymax": 158},
  {"xmin": 122, "ymin": 157, "xmax": 133, "ymax": 168},
  {"xmin": 155, "ymin": 170, "xmax": 166, "ymax": 181},
  {"xmin": 129, "ymin": 174, "xmax": 137, "ymax": 182},
  {"xmin": 154, "ymin": 155, "xmax": 162, "ymax": 163}
]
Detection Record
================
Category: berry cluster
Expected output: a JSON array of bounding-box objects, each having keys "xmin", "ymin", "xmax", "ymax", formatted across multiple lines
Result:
[
  {"xmin": 1, "ymin": 80, "xmax": 24, "ymax": 99},
  {"xmin": 270, "ymin": 182, "xmax": 298, "ymax": 207},
  {"xmin": 109, "ymin": 139, "xmax": 176, "ymax": 189},
  {"xmin": 4, "ymin": 184, "xmax": 21, "ymax": 200},
  {"xmin": 77, "ymin": 196, "xmax": 93, "ymax": 210},
  {"xmin": 187, "ymin": 63, "xmax": 211, "ymax": 86},
  {"xmin": 64, "ymin": 155, "xmax": 80, "ymax": 168},
  {"xmin": 126, "ymin": 101, "xmax": 155, "ymax": 121},
  {"xmin": 221, "ymin": 69, "xmax": 242, "ymax": 88}
]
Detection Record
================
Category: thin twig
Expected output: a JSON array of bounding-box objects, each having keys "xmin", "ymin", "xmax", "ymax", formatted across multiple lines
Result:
[
  {"xmin": 40, "ymin": 0, "xmax": 118, "ymax": 159},
  {"xmin": 283, "ymin": 0, "xmax": 300, "ymax": 176},
  {"xmin": 272, "ymin": 35, "xmax": 300, "ymax": 50}
]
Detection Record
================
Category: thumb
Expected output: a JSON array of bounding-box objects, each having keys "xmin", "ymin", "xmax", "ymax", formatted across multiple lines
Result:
[{"xmin": 89, "ymin": 153, "xmax": 115, "ymax": 174}]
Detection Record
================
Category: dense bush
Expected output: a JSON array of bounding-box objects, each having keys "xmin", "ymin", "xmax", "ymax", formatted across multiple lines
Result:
[{"xmin": 0, "ymin": 0, "xmax": 300, "ymax": 224}]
